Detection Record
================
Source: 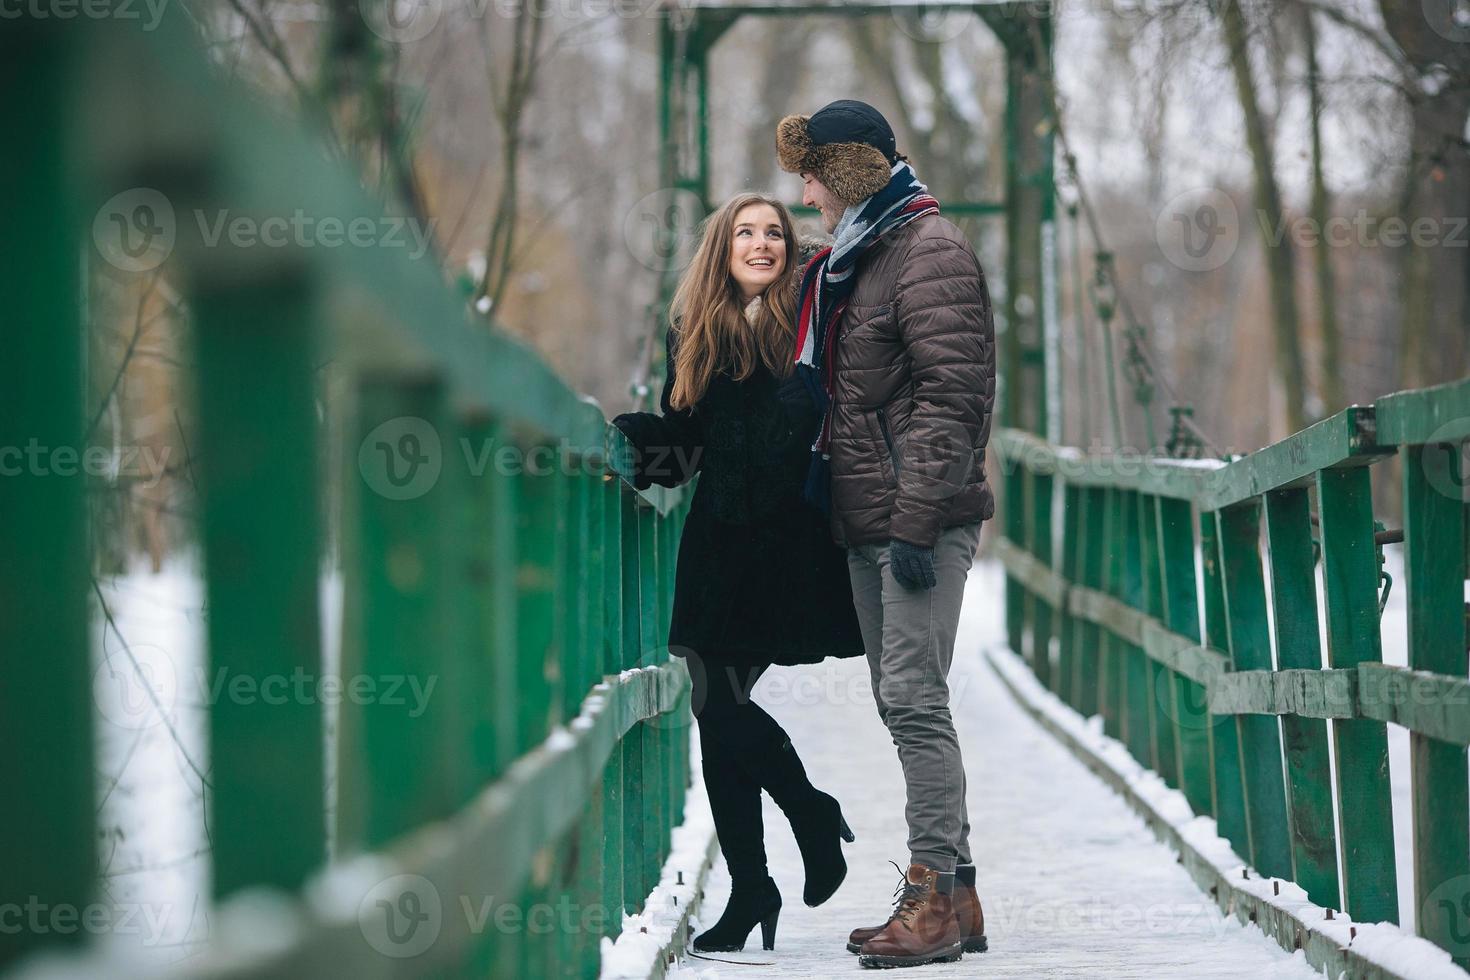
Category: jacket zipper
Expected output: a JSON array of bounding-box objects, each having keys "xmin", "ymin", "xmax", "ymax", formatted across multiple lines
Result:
[{"xmin": 876, "ymin": 407, "xmax": 901, "ymax": 478}]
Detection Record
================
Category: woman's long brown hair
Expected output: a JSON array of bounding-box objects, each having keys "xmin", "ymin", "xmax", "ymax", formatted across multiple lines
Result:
[{"xmin": 667, "ymin": 193, "xmax": 801, "ymax": 410}]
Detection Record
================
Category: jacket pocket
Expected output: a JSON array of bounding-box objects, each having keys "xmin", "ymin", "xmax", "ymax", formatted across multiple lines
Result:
[{"xmin": 875, "ymin": 407, "xmax": 901, "ymax": 485}]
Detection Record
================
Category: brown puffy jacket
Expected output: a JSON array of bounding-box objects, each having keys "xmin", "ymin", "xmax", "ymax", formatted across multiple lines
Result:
[{"xmin": 827, "ymin": 213, "xmax": 996, "ymax": 548}]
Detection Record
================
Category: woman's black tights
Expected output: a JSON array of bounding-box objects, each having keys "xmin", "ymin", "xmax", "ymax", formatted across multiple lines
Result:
[{"xmin": 689, "ymin": 654, "xmax": 818, "ymax": 884}]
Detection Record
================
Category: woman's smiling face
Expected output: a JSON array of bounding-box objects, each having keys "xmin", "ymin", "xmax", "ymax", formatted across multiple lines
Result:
[{"xmin": 728, "ymin": 202, "xmax": 788, "ymax": 302}]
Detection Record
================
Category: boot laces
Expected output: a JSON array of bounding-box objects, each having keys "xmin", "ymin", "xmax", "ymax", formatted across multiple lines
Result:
[{"xmin": 884, "ymin": 860, "xmax": 929, "ymax": 928}]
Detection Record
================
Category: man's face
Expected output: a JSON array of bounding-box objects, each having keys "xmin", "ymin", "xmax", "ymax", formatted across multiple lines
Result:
[{"xmin": 801, "ymin": 173, "xmax": 844, "ymax": 234}]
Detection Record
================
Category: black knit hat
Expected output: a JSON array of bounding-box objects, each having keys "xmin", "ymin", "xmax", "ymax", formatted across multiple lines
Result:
[{"xmin": 776, "ymin": 99, "xmax": 901, "ymax": 204}]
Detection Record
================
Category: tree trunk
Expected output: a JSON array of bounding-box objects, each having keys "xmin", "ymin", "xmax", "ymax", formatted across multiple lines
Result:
[
  {"xmin": 1303, "ymin": 5, "xmax": 1342, "ymax": 413},
  {"xmin": 1378, "ymin": 0, "xmax": 1470, "ymax": 390},
  {"xmin": 1220, "ymin": 0, "xmax": 1309, "ymax": 433}
]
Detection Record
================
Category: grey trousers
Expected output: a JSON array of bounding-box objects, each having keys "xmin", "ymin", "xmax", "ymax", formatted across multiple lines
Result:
[{"xmin": 847, "ymin": 521, "xmax": 982, "ymax": 873}]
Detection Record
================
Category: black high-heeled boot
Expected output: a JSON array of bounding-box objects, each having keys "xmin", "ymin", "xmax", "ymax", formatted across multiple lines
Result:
[
  {"xmin": 693, "ymin": 874, "xmax": 782, "ymax": 952},
  {"xmin": 759, "ymin": 738, "xmax": 855, "ymax": 907},
  {"xmin": 695, "ymin": 729, "xmax": 782, "ymax": 951}
]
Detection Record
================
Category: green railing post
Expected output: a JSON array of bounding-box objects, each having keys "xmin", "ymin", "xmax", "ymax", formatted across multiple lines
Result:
[
  {"xmin": 1138, "ymin": 493, "xmax": 1177, "ymax": 785},
  {"xmin": 620, "ymin": 492, "xmax": 648, "ymax": 913},
  {"xmin": 348, "ymin": 374, "xmax": 461, "ymax": 848},
  {"xmin": 0, "ymin": 24, "xmax": 93, "ymax": 968},
  {"xmin": 1262, "ymin": 486, "xmax": 1340, "ymax": 909},
  {"xmin": 1101, "ymin": 487, "xmax": 1125, "ymax": 739},
  {"xmin": 601, "ymin": 474, "xmax": 626, "ymax": 930},
  {"xmin": 1216, "ymin": 501, "xmax": 1292, "ymax": 881},
  {"xmin": 1158, "ymin": 497, "xmax": 1213, "ymax": 818},
  {"xmin": 1119, "ymin": 489, "xmax": 1154, "ymax": 768},
  {"xmin": 1402, "ymin": 441, "xmax": 1469, "ymax": 965},
  {"xmin": 1056, "ymin": 482, "xmax": 1083, "ymax": 703},
  {"xmin": 1317, "ymin": 465, "xmax": 1399, "ymax": 923},
  {"xmin": 1005, "ymin": 458, "xmax": 1027, "ymax": 656},
  {"xmin": 1076, "ymin": 487, "xmax": 1105, "ymax": 718},
  {"xmin": 193, "ymin": 274, "xmax": 327, "ymax": 898},
  {"xmin": 1201, "ymin": 510, "xmax": 1249, "ymax": 858},
  {"xmin": 638, "ymin": 505, "xmax": 666, "ymax": 890},
  {"xmin": 1028, "ymin": 468, "xmax": 1056, "ymax": 687}
]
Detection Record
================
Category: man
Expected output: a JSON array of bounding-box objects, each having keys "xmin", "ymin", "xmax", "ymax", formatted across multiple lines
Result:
[{"xmin": 777, "ymin": 99, "xmax": 995, "ymax": 969}]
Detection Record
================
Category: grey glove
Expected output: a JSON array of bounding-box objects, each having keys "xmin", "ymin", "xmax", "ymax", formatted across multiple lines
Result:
[{"xmin": 889, "ymin": 539, "xmax": 936, "ymax": 591}]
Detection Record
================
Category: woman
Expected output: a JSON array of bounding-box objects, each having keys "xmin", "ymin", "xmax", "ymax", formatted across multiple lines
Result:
[{"xmin": 612, "ymin": 192, "xmax": 864, "ymax": 953}]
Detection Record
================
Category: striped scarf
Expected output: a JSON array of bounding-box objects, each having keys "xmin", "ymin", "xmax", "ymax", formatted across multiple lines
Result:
[{"xmin": 794, "ymin": 161, "xmax": 939, "ymax": 512}]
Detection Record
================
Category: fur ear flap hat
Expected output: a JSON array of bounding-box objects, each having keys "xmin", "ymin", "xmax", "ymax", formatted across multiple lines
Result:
[{"xmin": 776, "ymin": 99, "xmax": 901, "ymax": 205}]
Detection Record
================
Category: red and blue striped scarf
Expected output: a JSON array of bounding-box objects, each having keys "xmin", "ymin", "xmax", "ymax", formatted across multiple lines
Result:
[{"xmin": 794, "ymin": 162, "xmax": 939, "ymax": 512}]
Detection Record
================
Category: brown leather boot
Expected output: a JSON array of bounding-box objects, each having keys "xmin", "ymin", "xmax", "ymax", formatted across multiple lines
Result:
[
  {"xmin": 953, "ymin": 864, "xmax": 988, "ymax": 953},
  {"xmin": 846, "ymin": 863, "xmax": 988, "ymax": 954},
  {"xmin": 857, "ymin": 864, "xmax": 962, "ymax": 968}
]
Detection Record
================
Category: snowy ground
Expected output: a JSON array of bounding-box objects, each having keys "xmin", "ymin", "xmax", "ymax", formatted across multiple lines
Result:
[{"xmin": 669, "ymin": 561, "xmax": 1325, "ymax": 979}]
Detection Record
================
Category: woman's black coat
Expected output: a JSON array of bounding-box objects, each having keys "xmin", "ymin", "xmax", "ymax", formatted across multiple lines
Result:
[{"xmin": 612, "ymin": 327, "xmax": 864, "ymax": 668}]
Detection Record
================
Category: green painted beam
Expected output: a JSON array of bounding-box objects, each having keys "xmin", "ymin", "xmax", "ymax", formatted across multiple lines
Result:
[
  {"xmin": 350, "ymin": 374, "xmax": 461, "ymax": 849},
  {"xmin": 989, "ymin": 535, "xmax": 1068, "ymax": 609},
  {"xmin": 1357, "ymin": 664, "xmax": 1470, "ymax": 746},
  {"xmin": 1157, "ymin": 497, "xmax": 1214, "ymax": 818},
  {"xmin": 1375, "ymin": 377, "xmax": 1470, "ymax": 446},
  {"xmin": 1201, "ymin": 510, "xmax": 1250, "ymax": 865},
  {"xmin": 193, "ymin": 273, "xmax": 327, "ymax": 897},
  {"xmin": 0, "ymin": 22, "xmax": 94, "ymax": 969},
  {"xmin": 1317, "ymin": 465, "xmax": 1399, "ymax": 924},
  {"xmin": 1217, "ymin": 502, "xmax": 1293, "ymax": 882},
  {"xmin": 1400, "ymin": 440, "xmax": 1470, "ymax": 966},
  {"xmin": 1207, "ymin": 669, "xmax": 1357, "ymax": 718}
]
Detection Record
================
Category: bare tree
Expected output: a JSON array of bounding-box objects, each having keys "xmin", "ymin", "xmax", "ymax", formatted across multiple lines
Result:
[
  {"xmin": 1377, "ymin": 0, "xmax": 1470, "ymax": 389},
  {"xmin": 475, "ymin": 1, "xmax": 548, "ymax": 316},
  {"xmin": 1219, "ymin": 0, "xmax": 1309, "ymax": 433}
]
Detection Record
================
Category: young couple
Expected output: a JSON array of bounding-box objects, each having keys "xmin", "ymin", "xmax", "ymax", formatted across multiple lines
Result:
[{"xmin": 613, "ymin": 100, "xmax": 996, "ymax": 970}]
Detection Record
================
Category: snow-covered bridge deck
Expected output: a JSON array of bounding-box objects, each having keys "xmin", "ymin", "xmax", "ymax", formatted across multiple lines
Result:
[{"xmin": 674, "ymin": 562, "xmax": 1322, "ymax": 979}]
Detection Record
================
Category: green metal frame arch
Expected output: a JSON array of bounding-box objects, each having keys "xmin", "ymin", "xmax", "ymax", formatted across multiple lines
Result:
[{"xmin": 652, "ymin": 0, "xmax": 1060, "ymax": 441}]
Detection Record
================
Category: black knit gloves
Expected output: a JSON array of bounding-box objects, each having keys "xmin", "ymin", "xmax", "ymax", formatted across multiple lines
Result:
[{"xmin": 889, "ymin": 539, "xmax": 936, "ymax": 591}]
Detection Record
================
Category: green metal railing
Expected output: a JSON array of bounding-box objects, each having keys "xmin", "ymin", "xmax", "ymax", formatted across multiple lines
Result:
[
  {"xmin": 993, "ymin": 377, "xmax": 1470, "ymax": 970},
  {"xmin": 2, "ymin": 17, "xmax": 697, "ymax": 980}
]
